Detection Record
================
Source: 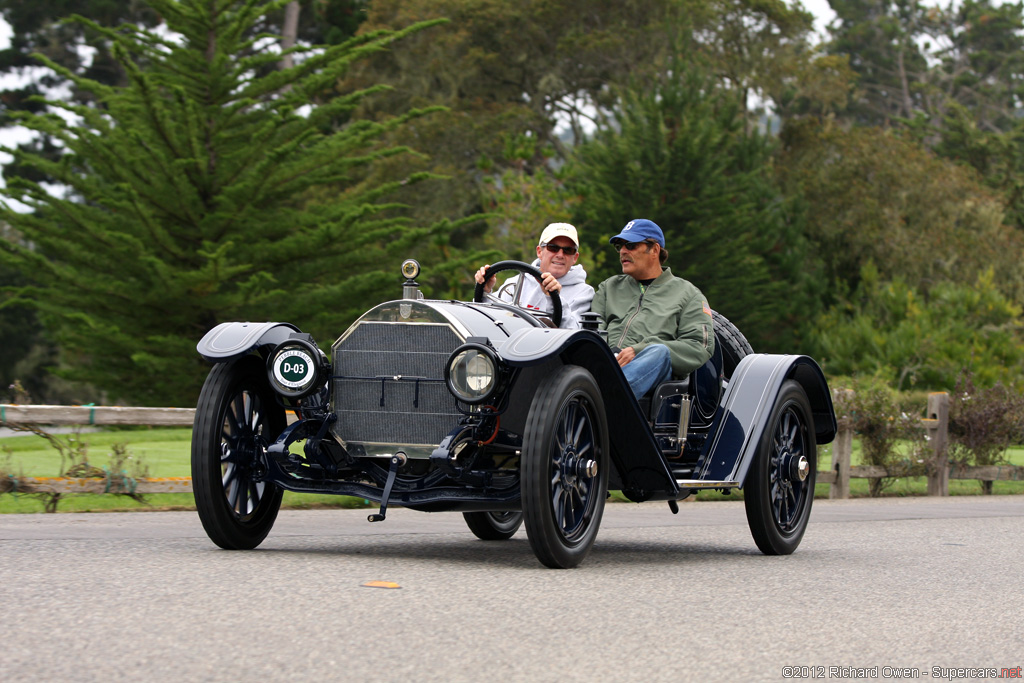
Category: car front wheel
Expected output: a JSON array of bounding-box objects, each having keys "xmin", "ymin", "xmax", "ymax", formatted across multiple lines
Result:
[
  {"xmin": 192, "ymin": 358, "xmax": 285, "ymax": 550},
  {"xmin": 521, "ymin": 365, "xmax": 609, "ymax": 568}
]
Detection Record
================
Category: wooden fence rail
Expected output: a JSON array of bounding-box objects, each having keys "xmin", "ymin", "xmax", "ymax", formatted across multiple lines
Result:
[
  {"xmin": 825, "ymin": 391, "xmax": 1024, "ymax": 498},
  {"xmin": 0, "ymin": 404, "xmax": 195, "ymax": 427},
  {"xmin": 3, "ymin": 398, "xmax": 1023, "ymax": 499}
]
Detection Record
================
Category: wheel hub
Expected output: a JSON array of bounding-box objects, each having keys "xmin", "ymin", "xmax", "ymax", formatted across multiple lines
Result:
[
  {"xmin": 787, "ymin": 454, "xmax": 809, "ymax": 482},
  {"xmin": 561, "ymin": 452, "xmax": 597, "ymax": 482},
  {"xmin": 778, "ymin": 448, "xmax": 809, "ymax": 484}
]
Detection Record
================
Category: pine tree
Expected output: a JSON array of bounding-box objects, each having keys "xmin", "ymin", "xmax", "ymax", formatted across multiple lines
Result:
[{"xmin": 0, "ymin": 0, "xmax": 449, "ymax": 406}]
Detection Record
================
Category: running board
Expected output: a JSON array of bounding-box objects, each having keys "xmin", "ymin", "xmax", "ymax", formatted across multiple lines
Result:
[{"xmin": 675, "ymin": 479, "xmax": 740, "ymax": 490}]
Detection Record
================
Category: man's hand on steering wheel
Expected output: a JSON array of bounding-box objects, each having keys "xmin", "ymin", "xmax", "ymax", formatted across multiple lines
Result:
[
  {"xmin": 538, "ymin": 272, "xmax": 561, "ymax": 295},
  {"xmin": 474, "ymin": 264, "xmax": 497, "ymax": 293},
  {"xmin": 473, "ymin": 260, "xmax": 563, "ymax": 328}
]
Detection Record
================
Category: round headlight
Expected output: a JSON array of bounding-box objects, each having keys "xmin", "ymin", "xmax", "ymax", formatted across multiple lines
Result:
[
  {"xmin": 268, "ymin": 340, "xmax": 324, "ymax": 398},
  {"xmin": 401, "ymin": 259, "xmax": 421, "ymax": 280},
  {"xmin": 446, "ymin": 345, "xmax": 498, "ymax": 403}
]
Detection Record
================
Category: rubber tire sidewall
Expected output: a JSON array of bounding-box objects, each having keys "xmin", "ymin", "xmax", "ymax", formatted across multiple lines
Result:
[
  {"xmin": 744, "ymin": 380, "xmax": 816, "ymax": 555},
  {"xmin": 711, "ymin": 309, "xmax": 752, "ymax": 380},
  {"xmin": 521, "ymin": 365, "xmax": 609, "ymax": 568},
  {"xmin": 192, "ymin": 357, "xmax": 285, "ymax": 550},
  {"xmin": 463, "ymin": 511, "xmax": 524, "ymax": 540}
]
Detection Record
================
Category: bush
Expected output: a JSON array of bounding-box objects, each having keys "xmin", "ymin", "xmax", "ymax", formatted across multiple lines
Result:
[
  {"xmin": 812, "ymin": 266, "xmax": 1024, "ymax": 391},
  {"xmin": 948, "ymin": 370, "xmax": 1024, "ymax": 493},
  {"xmin": 832, "ymin": 374, "xmax": 927, "ymax": 496}
]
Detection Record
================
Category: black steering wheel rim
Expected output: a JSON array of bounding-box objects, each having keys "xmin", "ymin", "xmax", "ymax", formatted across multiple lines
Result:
[{"xmin": 474, "ymin": 260, "xmax": 563, "ymax": 328}]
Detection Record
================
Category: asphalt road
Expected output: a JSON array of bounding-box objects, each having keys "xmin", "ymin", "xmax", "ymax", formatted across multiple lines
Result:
[{"xmin": 2, "ymin": 496, "xmax": 1022, "ymax": 682}]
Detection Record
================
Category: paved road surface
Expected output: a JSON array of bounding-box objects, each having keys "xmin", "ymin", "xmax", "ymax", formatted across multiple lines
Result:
[{"xmin": 2, "ymin": 496, "xmax": 1022, "ymax": 682}]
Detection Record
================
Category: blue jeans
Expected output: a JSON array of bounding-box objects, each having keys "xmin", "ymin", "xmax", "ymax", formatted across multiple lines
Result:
[{"xmin": 621, "ymin": 344, "xmax": 672, "ymax": 399}]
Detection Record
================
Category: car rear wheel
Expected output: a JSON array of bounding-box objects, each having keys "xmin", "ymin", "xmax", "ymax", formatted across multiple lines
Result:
[
  {"xmin": 744, "ymin": 380, "xmax": 816, "ymax": 555},
  {"xmin": 192, "ymin": 358, "xmax": 285, "ymax": 550},
  {"xmin": 463, "ymin": 511, "xmax": 523, "ymax": 540},
  {"xmin": 521, "ymin": 365, "xmax": 609, "ymax": 568}
]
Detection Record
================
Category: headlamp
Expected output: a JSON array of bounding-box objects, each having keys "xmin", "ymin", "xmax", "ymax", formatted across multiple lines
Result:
[{"xmin": 445, "ymin": 343, "xmax": 500, "ymax": 404}]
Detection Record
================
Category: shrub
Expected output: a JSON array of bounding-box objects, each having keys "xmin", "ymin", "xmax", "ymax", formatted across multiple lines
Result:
[
  {"xmin": 832, "ymin": 374, "xmax": 927, "ymax": 496},
  {"xmin": 812, "ymin": 266, "xmax": 1024, "ymax": 391},
  {"xmin": 948, "ymin": 370, "xmax": 1024, "ymax": 493}
]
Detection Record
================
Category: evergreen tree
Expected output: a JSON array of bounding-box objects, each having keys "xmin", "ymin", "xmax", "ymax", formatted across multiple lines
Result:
[
  {"xmin": 0, "ymin": 0, "xmax": 452, "ymax": 406},
  {"xmin": 566, "ymin": 60, "xmax": 820, "ymax": 351},
  {"xmin": 825, "ymin": 0, "xmax": 932, "ymax": 126},
  {"xmin": 777, "ymin": 119, "xmax": 1024, "ymax": 304}
]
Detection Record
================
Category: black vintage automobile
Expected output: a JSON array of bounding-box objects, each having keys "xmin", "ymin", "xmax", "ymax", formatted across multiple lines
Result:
[{"xmin": 192, "ymin": 260, "xmax": 837, "ymax": 568}]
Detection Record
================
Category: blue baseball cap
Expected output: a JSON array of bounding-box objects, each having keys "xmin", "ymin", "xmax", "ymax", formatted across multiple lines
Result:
[{"xmin": 609, "ymin": 219, "xmax": 665, "ymax": 248}]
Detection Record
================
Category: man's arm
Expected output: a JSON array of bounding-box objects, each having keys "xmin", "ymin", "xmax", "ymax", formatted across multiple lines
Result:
[
  {"xmin": 635, "ymin": 290, "xmax": 714, "ymax": 377},
  {"xmin": 559, "ymin": 284, "xmax": 595, "ymax": 329}
]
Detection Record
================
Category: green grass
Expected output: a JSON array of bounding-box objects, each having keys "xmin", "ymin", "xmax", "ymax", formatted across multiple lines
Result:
[
  {"xmin": 1, "ymin": 427, "xmax": 192, "ymax": 478},
  {"xmin": 0, "ymin": 427, "xmax": 368, "ymax": 513},
  {"xmin": 2, "ymin": 428, "xmax": 1022, "ymax": 513}
]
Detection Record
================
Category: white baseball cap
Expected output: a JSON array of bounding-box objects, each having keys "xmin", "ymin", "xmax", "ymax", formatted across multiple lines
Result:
[{"xmin": 538, "ymin": 222, "xmax": 579, "ymax": 248}]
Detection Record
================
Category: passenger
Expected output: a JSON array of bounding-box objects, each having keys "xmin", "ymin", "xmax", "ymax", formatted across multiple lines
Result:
[
  {"xmin": 591, "ymin": 219, "xmax": 715, "ymax": 399},
  {"xmin": 474, "ymin": 222, "xmax": 595, "ymax": 329}
]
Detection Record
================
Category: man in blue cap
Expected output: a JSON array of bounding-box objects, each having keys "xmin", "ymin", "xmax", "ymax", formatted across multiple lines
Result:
[{"xmin": 591, "ymin": 219, "xmax": 715, "ymax": 399}]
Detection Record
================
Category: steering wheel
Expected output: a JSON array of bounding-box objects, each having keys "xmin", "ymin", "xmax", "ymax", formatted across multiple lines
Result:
[{"xmin": 474, "ymin": 260, "xmax": 563, "ymax": 328}]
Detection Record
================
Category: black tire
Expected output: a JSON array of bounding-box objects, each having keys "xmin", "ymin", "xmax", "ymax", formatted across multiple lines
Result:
[
  {"xmin": 711, "ymin": 310, "xmax": 752, "ymax": 380},
  {"xmin": 521, "ymin": 365, "xmax": 609, "ymax": 568},
  {"xmin": 744, "ymin": 380, "xmax": 816, "ymax": 555},
  {"xmin": 192, "ymin": 358, "xmax": 285, "ymax": 550},
  {"xmin": 463, "ymin": 511, "xmax": 524, "ymax": 540}
]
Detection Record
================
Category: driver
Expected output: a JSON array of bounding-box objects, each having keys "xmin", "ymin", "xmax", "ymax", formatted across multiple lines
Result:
[{"xmin": 474, "ymin": 222, "xmax": 595, "ymax": 329}]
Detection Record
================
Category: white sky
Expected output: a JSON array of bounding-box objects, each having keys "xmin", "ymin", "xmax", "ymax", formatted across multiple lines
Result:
[{"xmin": 801, "ymin": 0, "xmax": 839, "ymax": 39}]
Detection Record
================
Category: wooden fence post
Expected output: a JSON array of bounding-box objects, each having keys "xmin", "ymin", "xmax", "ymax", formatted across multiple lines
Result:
[
  {"xmin": 830, "ymin": 389, "xmax": 852, "ymax": 499},
  {"xmin": 924, "ymin": 392, "xmax": 950, "ymax": 496}
]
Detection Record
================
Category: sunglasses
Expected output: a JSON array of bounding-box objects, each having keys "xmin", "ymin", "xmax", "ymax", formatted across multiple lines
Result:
[
  {"xmin": 612, "ymin": 240, "xmax": 654, "ymax": 251},
  {"xmin": 540, "ymin": 242, "xmax": 578, "ymax": 256}
]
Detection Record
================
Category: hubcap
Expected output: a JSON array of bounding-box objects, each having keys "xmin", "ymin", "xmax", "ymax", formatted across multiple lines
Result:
[
  {"xmin": 550, "ymin": 395, "xmax": 599, "ymax": 542},
  {"xmin": 769, "ymin": 406, "xmax": 809, "ymax": 534},
  {"xmin": 220, "ymin": 390, "xmax": 268, "ymax": 521}
]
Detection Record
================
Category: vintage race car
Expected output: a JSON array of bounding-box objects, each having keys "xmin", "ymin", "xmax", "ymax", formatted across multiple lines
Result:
[{"xmin": 192, "ymin": 260, "xmax": 837, "ymax": 568}]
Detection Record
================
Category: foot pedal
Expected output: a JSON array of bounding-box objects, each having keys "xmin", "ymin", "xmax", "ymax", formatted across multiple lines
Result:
[{"xmin": 367, "ymin": 452, "xmax": 407, "ymax": 522}]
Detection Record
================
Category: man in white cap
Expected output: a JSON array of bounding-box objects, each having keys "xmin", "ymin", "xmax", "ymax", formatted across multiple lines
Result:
[{"xmin": 474, "ymin": 222, "xmax": 595, "ymax": 329}]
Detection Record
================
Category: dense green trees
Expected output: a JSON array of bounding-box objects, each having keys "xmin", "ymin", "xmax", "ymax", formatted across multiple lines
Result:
[
  {"xmin": 566, "ymin": 60, "xmax": 817, "ymax": 350},
  {"xmin": 0, "ymin": 0, "xmax": 453, "ymax": 405},
  {"xmin": 2, "ymin": 0, "xmax": 1023, "ymax": 403},
  {"xmin": 812, "ymin": 265, "xmax": 1023, "ymax": 389}
]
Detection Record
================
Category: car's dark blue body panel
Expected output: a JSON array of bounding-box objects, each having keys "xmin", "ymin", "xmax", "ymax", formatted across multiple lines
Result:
[{"xmin": 699, "ymin": 354, "xmax": 835, "ymax": 484}]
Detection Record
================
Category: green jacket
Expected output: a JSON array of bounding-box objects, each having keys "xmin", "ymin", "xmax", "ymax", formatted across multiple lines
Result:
[{"xmin": 591, "ymin": 267, "xmax": 715, "ymax": 378}]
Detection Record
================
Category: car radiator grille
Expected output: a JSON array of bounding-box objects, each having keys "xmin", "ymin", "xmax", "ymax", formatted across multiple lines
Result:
[{"xmin": 331, "ymin": 321, "xmax": 462, "ymax": 450}]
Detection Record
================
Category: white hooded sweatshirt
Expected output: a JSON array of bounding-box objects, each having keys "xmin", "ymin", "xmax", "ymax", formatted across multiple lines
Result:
[{"xmin": 498, "ymin": 259, "xmax": 595, "ymax": 329}]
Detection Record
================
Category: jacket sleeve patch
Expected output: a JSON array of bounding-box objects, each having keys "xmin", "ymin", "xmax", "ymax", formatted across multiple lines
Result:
[{"xmin": 702, "ymin": 300, "xmax": 712, "ymax": 317}]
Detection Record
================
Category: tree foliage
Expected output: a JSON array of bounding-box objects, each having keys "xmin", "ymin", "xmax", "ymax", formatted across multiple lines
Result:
[
  {"xmin": 0, "ymin": 0, "xmax": 451, "ymax": 406},
  {"xmin": 810, "ymin": 265, "xmax": 1024, "ymax": 390},
  {"xmin": 565, "ymin": 59, "xmax": 818, "ymax": 351},
  {"xmin": 777, "ymin": 119, "xmax": 1024, "ymax": 304}
]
